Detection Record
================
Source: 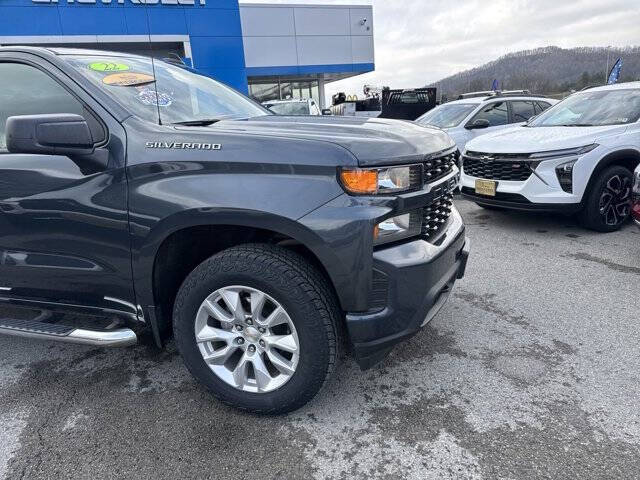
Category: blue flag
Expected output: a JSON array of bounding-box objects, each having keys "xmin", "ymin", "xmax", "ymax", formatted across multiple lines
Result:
[
  {"xmin": 491, "ymin": 79, "xmax": 499, "ymax": 91},
  {"xmin": 607, "ymin": 58, "xmax": 623, "ymax": 85}
]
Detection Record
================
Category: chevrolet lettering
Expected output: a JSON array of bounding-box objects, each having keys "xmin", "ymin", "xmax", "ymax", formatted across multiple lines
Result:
[{"xmin": 145, "ymin": 142, "xmax": 222, "ymax": 150}]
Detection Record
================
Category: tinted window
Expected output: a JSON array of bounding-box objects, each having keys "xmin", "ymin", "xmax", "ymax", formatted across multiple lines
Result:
[
  {"xmin": 471, "ymin": 101, "xmax": 508, "ymax": 127},
  {"xmin": 510, "ymin": 101, "xmax": 536, "ymax": 123},
  {"xmin": 0, "ymin": 63, "xmax": 84, "ymax": 151},
  {"xmin": 535, "ymin": 101, "xmax": 552, "ymax": 114}
]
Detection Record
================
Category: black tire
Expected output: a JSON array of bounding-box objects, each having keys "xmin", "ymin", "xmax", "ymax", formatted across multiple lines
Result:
[
  {"xmin": 579, "ymin": 165, "xmax": 633, "ymax": 232},
  {"xmin": 474, "ymin": 202, "xmax": 503, "ymax": 211},
  {"xmin": 173, "ymin": 243, "xmax": 340, "ymax": 414}
]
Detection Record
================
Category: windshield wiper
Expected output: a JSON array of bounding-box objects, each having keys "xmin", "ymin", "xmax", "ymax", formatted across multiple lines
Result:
[
  {"xmin": 557, "ymin": 123, "xmax": 596, "ymax": 127},
  {"xmin": 172, "ymin": 118, "xmax": 225, "ymax": 126}
]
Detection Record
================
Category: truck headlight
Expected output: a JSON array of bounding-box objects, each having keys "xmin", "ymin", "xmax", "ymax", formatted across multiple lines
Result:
[
  {"xmin": 340, "ymin": 165, "xmax": 422, "ymax": 195},
  {"xmin": 374, "ymin": 210, "xmax": 422, "ymax": 245}
]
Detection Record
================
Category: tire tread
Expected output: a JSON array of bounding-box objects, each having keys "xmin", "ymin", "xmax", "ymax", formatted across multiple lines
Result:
[{"xmin": 173, "ymin": 243, "xmax": 341, "ymax": 414}]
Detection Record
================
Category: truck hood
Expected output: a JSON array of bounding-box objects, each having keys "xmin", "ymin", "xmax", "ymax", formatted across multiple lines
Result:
[
  {"xmin": 214, "ymin": 115, "xmax": 455, "ymax": 166},
  {"xmin": 465, "ymin": 124, "xmax": 628, "ymax": 154}
]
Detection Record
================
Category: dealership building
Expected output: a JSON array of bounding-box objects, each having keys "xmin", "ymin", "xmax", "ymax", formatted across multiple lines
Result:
[{"xmin": 0, "ymin": 0, "xmax": 375, "ymax": 107}]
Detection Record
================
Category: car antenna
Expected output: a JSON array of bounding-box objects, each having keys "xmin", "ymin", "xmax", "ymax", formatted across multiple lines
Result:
[{"xmin": 144, "ymin": 2, "xmax": 163, "ymax": 126}]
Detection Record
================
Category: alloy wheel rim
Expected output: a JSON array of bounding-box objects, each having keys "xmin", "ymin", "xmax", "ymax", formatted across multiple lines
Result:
[
  {"xmin": 598, "ymin": 174, "xmax": 631, "ymax": 226},
  {"xmin": 194, "ymin": 285, "xmax": 300, "ymax": 393}
]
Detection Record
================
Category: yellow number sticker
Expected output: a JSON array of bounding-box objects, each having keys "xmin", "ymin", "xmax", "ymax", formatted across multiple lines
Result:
[{"xmin": 89, "ymin": 62, "xmax": 130, "ymax": 72}]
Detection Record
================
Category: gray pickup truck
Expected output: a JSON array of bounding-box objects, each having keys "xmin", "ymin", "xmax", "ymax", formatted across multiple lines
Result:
[{"xmin": 0, "ymin": 47, "xmax": 469, "ymax": 413}]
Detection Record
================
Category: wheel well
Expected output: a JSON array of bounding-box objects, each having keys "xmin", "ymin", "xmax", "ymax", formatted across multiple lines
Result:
[
  {"xmin": 595, "ymin": 149, "xmax": 640, "ymax": 176},
  {"xmin": 152, "ymin": 225, "xmax": 341, "ymax": 341},
  {"xmin": 583, "ymin": 149, "xmax": 640, "ymax": 199}
]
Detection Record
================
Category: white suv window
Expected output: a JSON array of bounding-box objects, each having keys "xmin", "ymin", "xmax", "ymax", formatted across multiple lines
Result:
[
  {"xmin": 510, "ymin": 101, "xmax": 536, "ymax": 123},
  {"xmin": 470, "ymin": 101, "xmax": 508, "ymax": 127},
  {"xmin": 535, "ymin": 101, "xmax": 552, "ymax": 114}
]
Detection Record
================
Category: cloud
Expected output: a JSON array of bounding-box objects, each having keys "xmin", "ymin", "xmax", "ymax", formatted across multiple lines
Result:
[{"xmin": 243, "ymin": 0, "xmax": 639, "ymax": 103}]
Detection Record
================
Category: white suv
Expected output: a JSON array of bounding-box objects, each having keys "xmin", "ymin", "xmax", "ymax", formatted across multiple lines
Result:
[
  {"xmin": 415, "ymin": 91, "xmax": 557, "ymax": 152},
  {"xmin": 460, "ymin": 82, "xmax": 640, "ymax": 232}
]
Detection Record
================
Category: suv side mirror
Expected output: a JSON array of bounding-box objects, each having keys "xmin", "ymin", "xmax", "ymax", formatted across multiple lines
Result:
[
  {"xmin": 6, "ymin": 114, "xmax": 95, "ymax": 156},
  {"xmin": 465, "ymin": 118, "xmax": 490, "ymax": 130},
  {"xmin": 321, "ymin": 109, "xmax": 332, "ymax": 116}
]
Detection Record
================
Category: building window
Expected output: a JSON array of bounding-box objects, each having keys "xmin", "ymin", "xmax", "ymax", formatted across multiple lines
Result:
[
  {"xmin": 249, "ymin": 82, "xmax": 280, "ymax": 103},
  {"xmin": 249, "ymin": 78, "xmax": 320, "ymax": 105}
]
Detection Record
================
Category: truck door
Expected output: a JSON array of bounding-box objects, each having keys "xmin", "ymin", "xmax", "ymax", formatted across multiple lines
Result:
[{"xmin": 0, "ymin": 56, "xmax": 136, "ymax": 318}]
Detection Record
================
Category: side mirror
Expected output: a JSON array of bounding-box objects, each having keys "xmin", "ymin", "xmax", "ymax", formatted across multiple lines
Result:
[
  {"xmin": 6, "ymin": 114, "xmax": 95, "ymax": 156},
  {"xmin": 321, "ymin": 109, "xmax": 332, "ymax": 116},
  {"xmin": 465, "ymin": 118, "xmax": 490, "ymax": 130}
]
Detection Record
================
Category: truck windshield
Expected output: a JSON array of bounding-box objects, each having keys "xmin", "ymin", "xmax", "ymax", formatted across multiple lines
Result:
[
  {"xmin": 415, "ymin": 103, "xmax": 476, "ymax": 128},
  {"xmin": 265, "ymin": 102, "xmax": 310, "ymax": 115},
  {"xmin": 528, "ymin": 88, "xmax": 640, "ymax": 127},
  {"xmin": 64, "ymin": 55, "xmax": 268, "ymax": 124}
]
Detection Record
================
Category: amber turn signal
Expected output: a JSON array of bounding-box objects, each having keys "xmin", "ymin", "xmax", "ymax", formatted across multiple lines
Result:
[{"xmin": 340, "ymin": 169, "xmax": 378, "ymax": 194}]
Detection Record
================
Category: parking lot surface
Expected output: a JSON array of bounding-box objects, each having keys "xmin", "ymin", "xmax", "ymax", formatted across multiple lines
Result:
[{"xmin": 1, "ymin": 198, "xmax": 639, "ymax": 480}]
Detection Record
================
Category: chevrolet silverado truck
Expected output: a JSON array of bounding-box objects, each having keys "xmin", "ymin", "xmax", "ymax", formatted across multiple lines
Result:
[{"xmin": 0, "ymin": 47, "xmax": 469, "ymax": 413}]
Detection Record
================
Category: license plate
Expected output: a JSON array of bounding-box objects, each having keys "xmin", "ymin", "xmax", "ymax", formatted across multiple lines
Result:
[{"xmin": 475, "ymin": 179, "xmax": 497, "ymax": 196}]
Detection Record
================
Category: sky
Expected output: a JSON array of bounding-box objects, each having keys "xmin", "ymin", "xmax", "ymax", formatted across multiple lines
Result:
[{"xmin": 241, "ymin": 0, "xmax": 640, "ymax": 103}]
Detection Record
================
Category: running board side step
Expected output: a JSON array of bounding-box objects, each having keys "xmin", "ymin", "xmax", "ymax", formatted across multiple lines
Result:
[{"xmin": 0, "ymin": 318, "xmax": 137, "ymax": 347}]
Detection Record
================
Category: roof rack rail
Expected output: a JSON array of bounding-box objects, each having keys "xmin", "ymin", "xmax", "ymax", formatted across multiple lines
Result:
[
  {"xmin": 457, "ymin": 90, "xmax": 495, "ymax": 99},
  {"xmin": 458, "ymin": 89, "xmax": 541, "ymax": 100}
]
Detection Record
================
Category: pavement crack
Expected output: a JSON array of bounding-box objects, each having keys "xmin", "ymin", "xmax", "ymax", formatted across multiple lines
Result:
[
  {"xmin": 454, "ymin": 290, "xmax": 530, "ymax": 328},
  {"xmin": 564, "ymin": 252, "xmax": 640, "ymax": 275}
]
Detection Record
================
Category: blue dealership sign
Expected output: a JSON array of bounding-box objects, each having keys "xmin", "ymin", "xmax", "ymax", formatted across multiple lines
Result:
[{"xmin": 0, "ymin": 0, "xmax": 248, "ymax": 92}]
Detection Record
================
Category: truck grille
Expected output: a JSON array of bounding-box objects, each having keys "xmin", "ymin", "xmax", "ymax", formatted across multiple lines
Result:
[
  {"xmin": 422, "ymin": 192, "xmax": 454, "ymax": 241},
  {"xmin": 424, "ymin": 151, "xmax": 458, "ymax": 184},
  {"xmin": 463, "ymin": 152, "xmax": 533, "ymax": 181}
]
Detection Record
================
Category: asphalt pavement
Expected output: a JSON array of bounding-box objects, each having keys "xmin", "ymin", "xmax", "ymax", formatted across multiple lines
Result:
[{"xmin": 1, "ymin": 198, "xmax": 639, "ymax": 480}]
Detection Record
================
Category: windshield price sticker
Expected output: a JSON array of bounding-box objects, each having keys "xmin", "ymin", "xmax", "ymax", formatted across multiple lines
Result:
[
  {"xmin": 89, "ymin": 62, "xmax": 130, "ymax": 72},
  {"xmin": 103, "ymin": 72, "xmax": 156, "ymax": 87}
]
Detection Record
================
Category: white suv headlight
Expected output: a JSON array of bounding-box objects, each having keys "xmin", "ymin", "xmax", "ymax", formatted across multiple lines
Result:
[
  {"xmin": 529, "ymin": 144, "xmax": 599, "ymax": 159},
  {"xmin": 555, "ymin": 160, "xmax": 577, "ymax": 193}
]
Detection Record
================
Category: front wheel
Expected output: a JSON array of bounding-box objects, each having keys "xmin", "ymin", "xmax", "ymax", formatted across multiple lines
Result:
[
  {"xmin": 173, "ymin": 244, "xmax": 340, "ymax": 414},
  {"xmin": 579, "ymin": 166, "xmax": 633, "ymax": 232}
]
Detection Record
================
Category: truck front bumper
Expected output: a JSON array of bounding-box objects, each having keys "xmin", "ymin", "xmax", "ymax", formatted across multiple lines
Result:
[{"xmin": 346, "ymin": 209, "xmax": 469, "ymax": 369}]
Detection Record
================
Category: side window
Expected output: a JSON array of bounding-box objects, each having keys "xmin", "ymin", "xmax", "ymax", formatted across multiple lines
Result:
[
  {"xmin": 471, "ymin": 101, "xmax": 508, "ymax": 127},
  {"xmin": 535, "ymin": 101, "xmax": 552, "ymax": 114},
  {"xmin": 510, "ymin": 101, "xmax": 536, "ymax": 123},
  {"xmin": 0, "ymin": 62, "xmax": 85, "ymax": 151}
]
